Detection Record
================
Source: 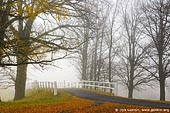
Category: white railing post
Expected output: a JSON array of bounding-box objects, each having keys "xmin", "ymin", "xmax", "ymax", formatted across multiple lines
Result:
[
  {"xmin": 97, "ymin": 81, "xmax": 99, "ymax": 90},
  {"xmin": 64, "ymin": 80, "xmax": 65, "ymax": 88},
  {"xmin": 48, "ymin": 82, "xmax": 50, "ymax": 89},
  {"xmin": 30, "ymin": 80, "xmax": 118, "ymax": 96},
  {"xmin": 33, "ymin": 80, "xmax": 38, "ymax": 89},
  {"xmin": 79, "ymin": 81, "xmax": 82, "ymax": 88},
  {"xmin": 79, "ymin": 80, "xmax": 117, "ymax": 95},
  {"xmin": 54, "ymin": 81, "xmax": 57, "ymax": 96},
  {"xmin": 51, "ymin": 82, "xmax": 54, "ymax": 89},
  {"xmin": 45, "ymin": 82, "xmax": 47, "ymax": 89}
]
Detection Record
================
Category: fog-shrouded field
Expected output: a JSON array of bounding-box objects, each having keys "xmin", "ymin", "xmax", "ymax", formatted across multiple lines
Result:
[
  {"xmin": 1, "ymin": 59, "xmax": 170, "ymax": 101},
  {"xmin": 1, "ymin": 84, "xmax": 170, "ymax": 101},
  {"xmin": 0, "ymin": 89, "xmax": 14, "ymax": 101}
]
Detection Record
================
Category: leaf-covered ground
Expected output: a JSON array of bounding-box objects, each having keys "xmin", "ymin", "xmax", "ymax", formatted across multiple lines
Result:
[{"xmin": 0, "ymin": 89, "xmax": 169, "ymax": 113}]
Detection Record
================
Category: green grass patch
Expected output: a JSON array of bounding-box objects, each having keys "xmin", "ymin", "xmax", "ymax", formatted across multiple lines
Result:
[
  {"xmin": 0, "ymin": 89, "xmax": 72, "ymax": 106},
  {"xmin": 0, "ymin": 89, "xmax": 95, "ymax": 113}
]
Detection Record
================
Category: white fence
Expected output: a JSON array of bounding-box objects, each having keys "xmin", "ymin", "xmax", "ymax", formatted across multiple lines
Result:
[
  {"xmin": 55, "ymin": 81, "xmax": 82, "ymax": 88},
  {"xmin": 27, "ymin": 81, "xmax": 58, "ymax": 95},
  {"xmin": 81, "ymin": 80, "xmax": 118, "ymax": 95},
  {"xmin": 27, "ymin": 80, "xmax": 118, "ymax": 96}
]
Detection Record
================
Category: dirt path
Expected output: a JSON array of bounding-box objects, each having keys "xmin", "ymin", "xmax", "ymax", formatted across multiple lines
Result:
[{"xmin": 62, "ymin": 88, "xmax": 170, "ymax": 109}]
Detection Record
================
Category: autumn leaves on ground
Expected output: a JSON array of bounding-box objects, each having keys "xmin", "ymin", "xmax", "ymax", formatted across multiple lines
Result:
[{"xmin": 0, "ymin": 90, "xmax": 166, "ymax": 113}]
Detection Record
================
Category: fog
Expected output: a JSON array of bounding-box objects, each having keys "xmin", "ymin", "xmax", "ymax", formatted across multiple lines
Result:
[
  {"xmin": 1, "ymin": 59, "xmax": 170, "ymax": 101},
  {"xmin": 27, "ymin": 59, "xmax": 79, "ymax": 83},
  {"xmin": 0, "ymin": 59, "xmax": 79, "ymax": 101},
  {"xmin": 118, "ymin": 84, "xmax": 170, "ymax": 101},
  {"xmin": 1, "ymin": 82, "xmax": 170, "ymax": 101}
]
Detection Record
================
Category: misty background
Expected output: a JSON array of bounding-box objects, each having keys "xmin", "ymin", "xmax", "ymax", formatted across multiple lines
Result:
[
  {"xmin": 1, "ymin": 0, "xmax": 170, "ymax": 102},
  {"xmin": 1, "ymin": 58, "xmax": 170, "ymax": 101}
]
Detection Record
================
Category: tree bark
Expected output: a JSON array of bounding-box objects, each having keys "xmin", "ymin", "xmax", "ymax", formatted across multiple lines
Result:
[
  {"xmin": 82, "ymin": 29, "xmax": 88, "ymax": 80},
  {"xmin": 128, "ymin": 85, "xmax": 133, "ymax": 98},
  {"xmin": 108, "ymin": 36, "xmax": 112, "ymax": 93},
  {"xmin": 82, "ymin": 41, "xmax": 88, "ymax": 80},
  {"xmin": 90, "ymin": 53, "xmax": 94, "ymax": 81},
  {"xmin": 128, "ymin": 68, "xmax": 134, "ymax": 98},
  {"xmin": 128, "ymin": 60, "xmax": 134, "ymax": 98},
  {"xmin": 97, "ymin": 31, "xmax": 104, "ymax": 81},
  {"xmin": 128, "ymin": 38, "xmax": 135, "ymax": 98},
  {"xmin": 93, "ymin": 33, "xmax": 99, "ymax": 82},
  {"xmin": 13, "ymin": 5, "xmax": 34, "ymax": 99},
  {"xmin": 158, "ymin": 50, "xmax": 165, "ymax": 101},
  {"xmin": 0, "ymin": 8, "xmax": 8, "ymax": 63},
  {"xmin": 159, "ymin": 78, "xmax": 165, "ymax": 101},
  {"xmin": 141, "ymin": 0, "xmax": 170, "ymax": 101},
  {"xmin": 14, "ymin": 58, "xmax": 28, "ymax": 100}
]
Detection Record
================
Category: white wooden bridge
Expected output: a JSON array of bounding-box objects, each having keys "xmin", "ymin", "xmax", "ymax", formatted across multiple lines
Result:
[{"xmin": 27, "ymin": 80, "xmax": 118, "ymax": 96}]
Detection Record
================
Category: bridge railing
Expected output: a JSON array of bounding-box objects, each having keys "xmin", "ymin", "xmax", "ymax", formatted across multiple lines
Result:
[
  {"xmin": 27, "ymin": 80, "xmax": 118, "ymax": 96},
  {"xmin": 27, "ymin": 81, "xmax": 57, "ymax": 95},
  {"xmin": 55, "ymin": 81, "xmax": 81, "ymax": 88},
  {"xmin": 80, "ymin": 80, "xmax": 118, "ymax": 95}
]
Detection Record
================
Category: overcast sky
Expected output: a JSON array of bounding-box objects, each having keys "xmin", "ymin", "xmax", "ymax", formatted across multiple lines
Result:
[{"xmin": 27, "ymin": 59, "xmax": 79, "ymax": 83}]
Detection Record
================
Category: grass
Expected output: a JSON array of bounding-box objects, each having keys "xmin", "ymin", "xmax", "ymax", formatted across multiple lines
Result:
[
  {"xmin": 0, "ymin": 89, "xmax": 168, "ymax": 113},
  {"xmin": 22, "ymin": 89, "xmax": 71, "ymax": 103},
  {"xmin": 0, "ymin": 89, "xmax": 95, "ymax": 113},
  {"xmin": 0, "ymin": 89, "xmax": 70, "ymax": 106}
]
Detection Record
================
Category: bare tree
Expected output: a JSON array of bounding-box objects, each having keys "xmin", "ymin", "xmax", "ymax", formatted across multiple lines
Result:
[
  {"xmin": 106, "ymin": 0, "xmax": 120, "ymax": 93},
  {"xmin": 0, "ymin": 67, "xmax": 15, "ymax": 89},
  {"xmin": 81, "ymin": 0, "xmax": 92, "ymax": 81},
  {"xmin": 78, "ymin": 0, "xmax": 121, "ymax": 85},
  {"xmin": 141, "ymin": 0, "xmax": 170, "ymax": 101},
  {"xmin": 72, "ymin": 0, "xmax": 98, "ymax": 82},
  {"xmin": 116, "ymin": 0, "xmax": 154, "ymax": 98},
  {"xmin": 77, "ymin": 0, "xmax": 104, "ymax": 82}
]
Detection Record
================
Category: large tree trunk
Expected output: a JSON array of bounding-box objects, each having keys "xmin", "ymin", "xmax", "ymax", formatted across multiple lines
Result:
[
  {"xmin": 93, "ymin": 33, "xmax": 98, "ymax": 82},
  {"xmin": 127, "ymin": 35, "xmax": 135, "ymax": 98},
  {"xmin": 128, "ymin": 67, "xmax": 134, "ymax": 98},
  {"xmin": 128, "ymin": 59, "xmax": 134, "ymax": 98},
  {"xmin": 90, "ymin": 53, "xmax": 94, "ymax": 81},
  {"xmin": 82, "ymin": 32, "xmax": 88, "ymax": 80},
  {"xmin": 0, "ymin": 31, "xmax": 4, "ymax": 63},
  {"xmin": 128, "ymin": 84, "xmax": 133, "ymax": 98},
  {"xmin": 159, "ymin": 78, "xmax": 165, "ymax": 101},
  {"xmin": 0, "ymin": 9, "xmax": 8, "ymax": 63},
  {"xmin": 14, "ymin": 11, "xmax": 34, "ymax": 100},
  {"xmin": 14, "ymin": 58, "xmax": 28, "ymax": 100},
  {"xmin": 108, "ymin": 35, "xmax": 112, "ymax": 93},
  {"xmin": 159, "ymin": 54, "xmax": 165, "ymax": 101},
  {"xmin": 97, "ymin": 32, "xmax": 104, "ymax": 81}
]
